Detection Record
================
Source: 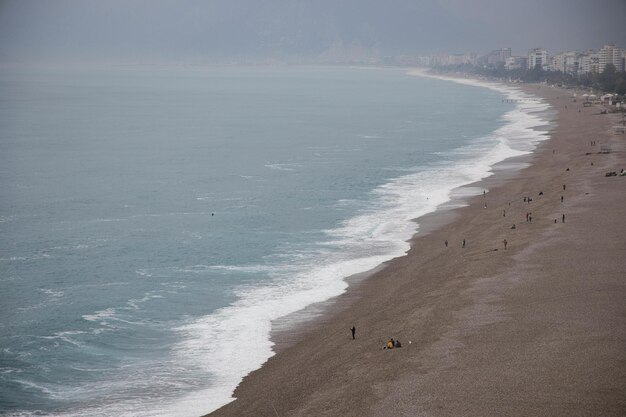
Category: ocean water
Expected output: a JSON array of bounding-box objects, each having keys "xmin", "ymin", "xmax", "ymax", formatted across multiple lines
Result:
[{"xmin": 0, "ymin": 67, "xmax": 550, "ymax": 416}]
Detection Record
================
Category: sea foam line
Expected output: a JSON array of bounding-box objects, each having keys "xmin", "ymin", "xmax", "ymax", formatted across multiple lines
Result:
[
  {"xmin": 53, "ymin": 72, "xmax": 552, "ymax": 417},
  {"xmin": 158, "ymin": 73, "xmax": 553, "ymax": 417}
]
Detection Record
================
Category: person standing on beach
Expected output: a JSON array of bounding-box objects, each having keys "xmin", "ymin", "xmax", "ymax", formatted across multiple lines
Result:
[
  {"xmin": 561, "ymin": 196, "xmax": 564, "ymax": 203},
  {"xmin": 445, "ymin": 240, "xmax": 448, "ymax": 248},
  {"xmin": 462, "ymin": 239, "xmax": 466, "ymax": 248},
  {"xmin": 562, "ymin": 214, "xmax": 565, "ymax": 223},
  {"xmin": 350, "ymin": 326, "xmax": 356, "ymax": 340},
  {"xmin": 503, "ymin": 239, "xmax": 508, "ymax": 250}
]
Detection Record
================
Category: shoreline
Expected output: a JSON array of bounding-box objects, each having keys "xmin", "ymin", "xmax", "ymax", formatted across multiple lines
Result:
[
  {"xmin": 264, "ymin": 71, "xmax": 556, "ymax": 354},
  {"xmin": 207, "ymin": 82, "xmax": 626, "ymax": 416}
]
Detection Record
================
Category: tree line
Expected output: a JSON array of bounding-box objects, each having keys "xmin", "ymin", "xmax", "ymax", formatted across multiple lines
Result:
[{"xmin": 433, "ymin": 63, "xmax": 626, "ymax": 96}]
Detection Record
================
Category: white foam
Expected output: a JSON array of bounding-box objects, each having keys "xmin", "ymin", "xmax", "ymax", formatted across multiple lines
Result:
[
  {"xmin": 127, "ymin": 292, "xmax": 165, "ymax": 310},
  {"xmin": 157, "ymin": 72, "xmax": 554, "ymax": 417},
  {"xmin": 40, "ymin": 288, "xmax": 65, "ymax": 298},
  {"xmin": 40, "ymin": 73, "xmax": 552, "ymax": 417},
  {"xmin": 82, "ymin": 308, "xmax": 117, "ymax": 325},
  {"xmin": 264, "ymin": 163, "xmax": 299, "ymax": 171}
]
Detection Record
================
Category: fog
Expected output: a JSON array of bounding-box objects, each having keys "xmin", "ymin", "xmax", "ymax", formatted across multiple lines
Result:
[{"xmin": 1, "ymin": 0, "xmax": 625, "ymax": 65}]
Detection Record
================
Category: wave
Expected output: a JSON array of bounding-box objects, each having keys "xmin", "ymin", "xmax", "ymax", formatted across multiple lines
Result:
[
  {"xmin": 161, "ymin": 75, "xmax": 553, "ymax": 416},
  {"xmin": 19, "ymin": 73, "xmax": 552, "ymax": 417},
  {"xmin": 264, "ymin": 163, "xmax": 300, "ymax": 171}
]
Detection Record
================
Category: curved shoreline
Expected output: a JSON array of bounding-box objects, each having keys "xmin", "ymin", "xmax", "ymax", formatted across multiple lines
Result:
[
  {"xmin": 198, "ymin": 72, "xmax": 553, "ymax": 414},
  {"xmin": 206, "ymin": 80, "xmax": 626, "ymax": 416},
  {"xmin": 266, "ymin": 75, "xmax": 555, "ymax": 354}
]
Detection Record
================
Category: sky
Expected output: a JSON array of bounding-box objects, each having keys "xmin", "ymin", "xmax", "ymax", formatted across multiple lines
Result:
[{"xmin": 1, "ymin": 0, "xmax": 625, "ymax": 65}]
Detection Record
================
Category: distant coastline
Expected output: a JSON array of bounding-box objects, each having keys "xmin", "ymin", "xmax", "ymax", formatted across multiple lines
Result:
[{"xmin": 208, "ymin": 75, "xmax": 626, "ymax": 416}]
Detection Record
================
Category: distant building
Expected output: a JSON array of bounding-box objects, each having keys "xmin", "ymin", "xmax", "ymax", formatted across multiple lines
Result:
[
  {"xmin": 579, "ymin": 50, "xmax": 600, "ymax": 74},
  {"xmin": 550, "ymin": 53, "xmax": 565, "ymax": 72},
  {"xmin": 416, "ymin": 56, "xmax": 431, "ymax": 67},
  {"xmin": 599, "ymin": 44, "xmax": 624, "ymax": 72},
  {"xmin": 505, "ymin": 56, "xmax": 527, "ymax": 70},
  {"xmin": 551, "ymin": 51, "xmax": 580, "ymax": 74},
  {"xmin": 528, "ymin": 48, "xmax": 549, "ymax": 70},
  {"xmin": 484, "ymin": 48, "xmax": 512, "ymax": 66},
  {"xmin": 428, "ymin": 53, "xmax": 477, "ymax": 67}
]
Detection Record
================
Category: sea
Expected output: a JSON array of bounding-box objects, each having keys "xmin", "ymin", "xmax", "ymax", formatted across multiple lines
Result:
[{"xmin": 0, "ymin": 66, "xmax": 551, "ymax": 416}]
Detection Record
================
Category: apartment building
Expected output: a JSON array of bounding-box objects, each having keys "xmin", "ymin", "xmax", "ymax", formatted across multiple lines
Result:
[
  {"xmin": 599, "ymin": 44, "xmax": 625, "ymax": 72},
  {"xmin": 527, "ymin": 48, "xmax": 549, "ymax": 70}
]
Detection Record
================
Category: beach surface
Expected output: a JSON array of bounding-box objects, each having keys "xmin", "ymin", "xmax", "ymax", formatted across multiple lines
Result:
[{"xmin": 207, "ymin": 84, "xmax": 626, "ymax": 417}]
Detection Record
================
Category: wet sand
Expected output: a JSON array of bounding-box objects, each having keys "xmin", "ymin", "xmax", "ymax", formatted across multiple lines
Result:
[{"xmin": 207, "ymin": 85, "xmax": 626, "ymax": 417}]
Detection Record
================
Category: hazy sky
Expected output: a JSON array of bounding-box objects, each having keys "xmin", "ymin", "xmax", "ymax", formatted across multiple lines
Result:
[{"xmin": 1, "ymin": 0, "xmax": 625, "ymax": 65}]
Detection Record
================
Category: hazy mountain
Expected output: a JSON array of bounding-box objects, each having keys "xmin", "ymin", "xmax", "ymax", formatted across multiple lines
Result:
[{"xmin": 1, "ymin": 0, "xmax": 625, "ymax": 65}]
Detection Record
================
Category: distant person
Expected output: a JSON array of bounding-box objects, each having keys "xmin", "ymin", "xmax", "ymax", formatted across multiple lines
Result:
[
  {"xmin": 462, "ymin": 239, "xmax": 466, "ymax": 248},
  {"xmin": 444, "ymin": 240, "xmax": 448, "ymax": 248},
  {"xmin": 394, "ymin": 340, "xmax": 402, "ymax": 348},
  {"xmin": 387, "ymin": 339, "xmax": 395, "ymax": 349},
  {"xmin": 511, "ymin": 224, "xmax": 516, "ymax": 229},
  {"xmin": 351, "ymin": 326, "xmax": 356, "ymax": 340},
  {"xmin": 563, "ymin": 184, "xmax": 566, "ymax": 191},
  {"xmin": 561, "ymin": 196, "xmax": 564, "ymax": 203},
  {"xmin": 503, "ymin": 239, "xmax": 508, "ymax": 250},
  {"xmin": 562, "ymin": 214, "xmax": 565, "ymax": 223}
]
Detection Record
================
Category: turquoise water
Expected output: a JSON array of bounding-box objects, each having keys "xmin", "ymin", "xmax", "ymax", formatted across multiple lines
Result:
[{"xmin": 0, "ymin": 67, "xmax": 548, "ymax": 416}]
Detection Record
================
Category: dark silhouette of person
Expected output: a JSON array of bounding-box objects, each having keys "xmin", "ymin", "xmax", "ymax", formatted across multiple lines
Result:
[
  {"xmin": 562, "ymin": 214, "xmax": 565, "ymax": 223},
  {"xmin": 445, "ymin": 240, "xmax": 448, "ymax": 248},
  {"xmin": 350, "ymin": 326, "xmax": 356, "ymax": 340}
]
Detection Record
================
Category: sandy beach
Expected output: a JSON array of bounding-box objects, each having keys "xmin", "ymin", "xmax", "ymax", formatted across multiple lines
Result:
[{"xmin": 207, "ymin": 84, "xmax": 626, "ymax": 417}]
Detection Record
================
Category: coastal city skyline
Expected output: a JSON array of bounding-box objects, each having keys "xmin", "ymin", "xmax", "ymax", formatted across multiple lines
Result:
[{"xmin": 403, "ymin": 43, "xmax": 626, "ymax": 74}]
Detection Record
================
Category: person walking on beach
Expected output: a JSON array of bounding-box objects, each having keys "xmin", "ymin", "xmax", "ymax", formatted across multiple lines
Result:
[
  {"xmin": 562, "ymin": 214, "xmax": 565, "ymax": 223},
  {"xmin": 350, "ymin": 326, "xmax": 356, "ymax": 340},
  {"xmin": 445, "ymin": 240, "xmax": 448, "ymax": 248},
  {"xmin": 503, "ymin": 239, "xmax": 508, "ymax": 250},
  {"xmin": 462, "ymin": 239, "xmax": 466, "ymax": 248},
  {"xmin": 503, "ymin": 209, "xmax": 506, "ymax": 217},
  {"xmin": 561, "ymin": 196, "xmax": 564, "ymax": 203}
]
